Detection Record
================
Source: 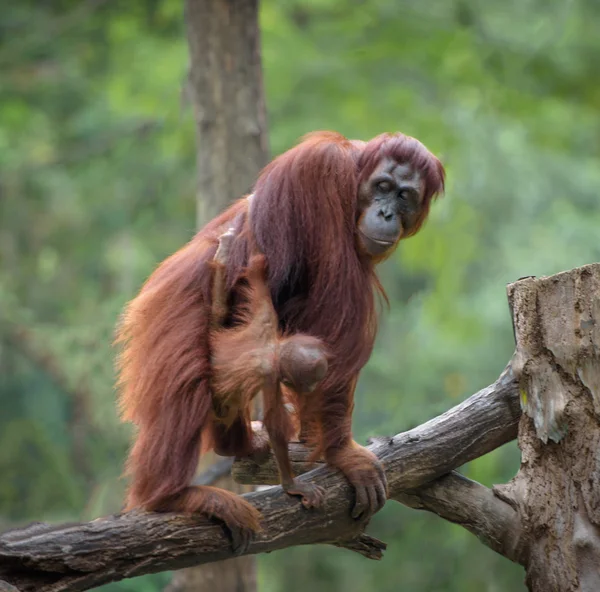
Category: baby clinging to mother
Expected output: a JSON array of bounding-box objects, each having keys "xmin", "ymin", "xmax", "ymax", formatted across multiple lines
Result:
[{"xmin": 115, "ymin": 130, "xmax": 444, "ymax": 551}]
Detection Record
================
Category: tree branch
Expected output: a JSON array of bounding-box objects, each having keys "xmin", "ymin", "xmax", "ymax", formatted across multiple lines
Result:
[
  {"xmin": 0, "ymin": 363, "xmax": 520, "ymax": 592},
  {"xmin": 394, "ymin": 471, "xmax": 526, "ymax": 564}
]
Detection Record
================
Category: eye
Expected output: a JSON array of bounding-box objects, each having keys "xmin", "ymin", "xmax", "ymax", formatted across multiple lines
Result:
[
  {"xmin": 398, "ymin": 188, "xmax": 415, "ymax": 202},
  {"xmin": 376, "ymin": 180, "xmax": 393, "ymax": 193}
]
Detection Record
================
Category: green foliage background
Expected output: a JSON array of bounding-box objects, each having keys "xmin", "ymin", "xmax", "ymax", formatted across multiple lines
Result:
[{"xmin": 1, "ymin": 1, "xmax": 598, "ymax": 590}]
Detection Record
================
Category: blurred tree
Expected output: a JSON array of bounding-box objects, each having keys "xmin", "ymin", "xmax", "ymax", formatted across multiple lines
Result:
[{"xmin": 164, "ymin": 1, "xmax": 269, "ymax": 591}]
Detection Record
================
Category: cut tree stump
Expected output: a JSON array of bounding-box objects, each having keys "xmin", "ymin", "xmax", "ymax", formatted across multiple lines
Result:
[{"xmin": 497, "ymin": 263, "xmax": 600, "ymax": 592}]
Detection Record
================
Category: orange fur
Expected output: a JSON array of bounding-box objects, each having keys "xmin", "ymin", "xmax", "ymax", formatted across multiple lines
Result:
[
  {"xmin": 115, "ymin": 131, "xmax": 444, "ymax": 531},
  {"xmin": 208, "ymin": 253, "xmax": 329, "ymax": 496},
  {"xmin": 209, "ymin": 255, "xmax": 280, "ymax": 430}
]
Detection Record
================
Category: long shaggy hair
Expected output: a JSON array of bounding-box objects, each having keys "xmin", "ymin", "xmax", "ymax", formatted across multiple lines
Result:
[{"xmin": 115, "ymin": 130, "xmax": 444, "ymax": 513}]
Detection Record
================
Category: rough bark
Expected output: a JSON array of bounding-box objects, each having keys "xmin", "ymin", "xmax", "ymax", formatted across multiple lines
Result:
[
  {"xmin": 0, "ymin": 366, "xmax": 520, "ymax": 592},
  {"xmin": 496, "ymin": 263, "xmax": 600, "ymax": 592},
  {"xmin": 177, "ymin": 0, "xmax": 269, "ymax": 590},
  {"xmin": 185, "ymin": 0, "xmax": 268, "ymax": 227}
]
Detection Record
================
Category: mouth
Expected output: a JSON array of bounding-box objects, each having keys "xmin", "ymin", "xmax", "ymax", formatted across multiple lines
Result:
[
  {"xmin": 360, "ymin": 231, "xmax": 396, "ymax": 247},
  {"xmin": 360, "ymin": 232, "xmax": 396, "ymax": 249},
  {"xmin": 366, "ymin": 236, "xmax": 394, "ymax": 247},
  {"xmin": 359, "ymin": 231, "xmax": 399, "ymax": 257}
]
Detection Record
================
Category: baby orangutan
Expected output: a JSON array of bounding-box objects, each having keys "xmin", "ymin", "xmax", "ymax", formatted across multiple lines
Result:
[{"xmin": 208, "ymin": 228, "xmax": 330, "ymax": 508}]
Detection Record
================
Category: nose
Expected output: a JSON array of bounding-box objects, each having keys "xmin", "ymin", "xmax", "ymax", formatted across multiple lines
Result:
[{"xmin": 378, "ymin": 208, "xmax": 394, "ymax": 222}]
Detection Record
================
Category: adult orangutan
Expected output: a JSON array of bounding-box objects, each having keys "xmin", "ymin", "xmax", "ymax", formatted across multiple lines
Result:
[{"xmin": 116, "ymin": 130, "xmax": 445, "ymax": 551}]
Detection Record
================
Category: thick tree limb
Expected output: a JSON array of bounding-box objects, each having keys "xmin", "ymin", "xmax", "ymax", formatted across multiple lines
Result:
[
  {"xmin": 191, "ymin": 459, "xmax": 387, "ymax": 561},
  {"xmin": 0, "ymin": 364, "xmax": 520, "ymax": 592}
]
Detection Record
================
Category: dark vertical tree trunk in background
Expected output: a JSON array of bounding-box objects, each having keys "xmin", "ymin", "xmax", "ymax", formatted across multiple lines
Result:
[
  {"xmin": 499, "ymin": 264, "xmax": 600, "ymax": 592},
  {"xmin": 186, "ymin": 0, "xmax": 268, "ymax": 226},
  {"xmin": 166, "ymin": 1, "xmax": 269, "ymax": 591}
]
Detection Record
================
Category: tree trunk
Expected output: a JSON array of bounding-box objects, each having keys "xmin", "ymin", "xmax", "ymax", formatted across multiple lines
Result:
[
  {"xmin": 186, "ymin": 0, "xmax": 268, "ymax": 227},
  {"xmin": 500, "ymin": 264, "xmax": 600, "ymax": 591},
  {"xmin": 167, "ymin": 1, "xmax": 269, "ymax": 591}
]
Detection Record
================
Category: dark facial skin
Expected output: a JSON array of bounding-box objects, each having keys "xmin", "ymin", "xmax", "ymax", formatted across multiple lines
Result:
[{"xmin": 358, "ymin": 158, "xmax": 424, "ymax": 257}]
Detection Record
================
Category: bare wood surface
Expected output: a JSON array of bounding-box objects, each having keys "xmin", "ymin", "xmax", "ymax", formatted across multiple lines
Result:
[
  {"xmin": 0, "ymin": 365, "xmax": 519, "ymax": 592},
  {"xmin": 500, "ymin": 263, "xmax": 600, "ymax": 592}
]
